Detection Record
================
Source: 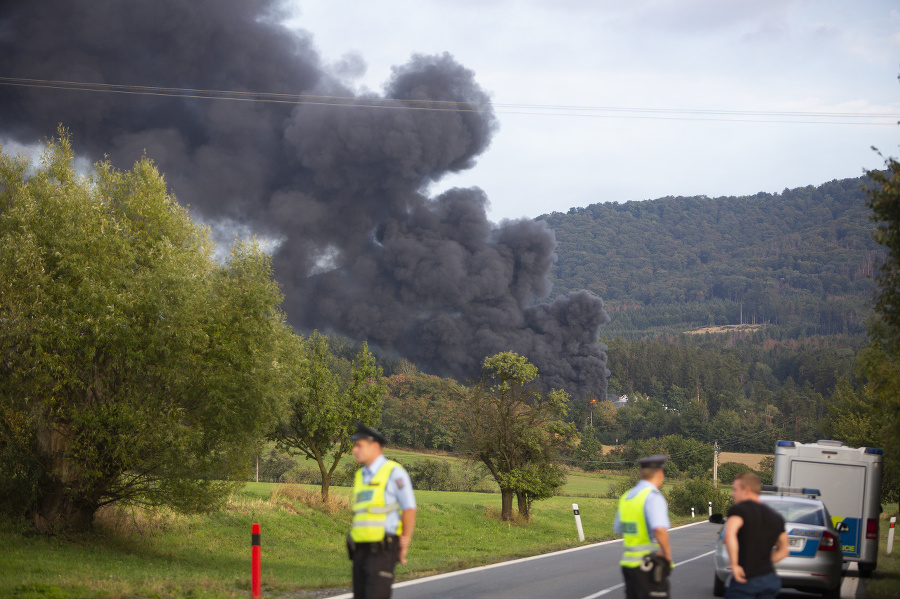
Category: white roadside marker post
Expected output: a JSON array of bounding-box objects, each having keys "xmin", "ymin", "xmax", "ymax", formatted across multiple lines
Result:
[
  {"xmin": 691, "ymin": 507, "xmax": 695, "ymax": 518},
  {"xmin": 709, "ymin": 502, "xmax": 712, "ymax": 517},
  {"xmin": 888, "ymin": 517, "xmax": 896, "ymax": 555},
  {"xmin": 572, "ymin": 503, "xmax": 585, "ymax": 542}
]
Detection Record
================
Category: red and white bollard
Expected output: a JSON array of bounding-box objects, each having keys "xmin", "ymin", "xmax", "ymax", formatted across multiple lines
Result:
[
  {"xmin": 252, "ymin": 523, "xmax": 261, "ymax": 598},
  {"xmin": 888, "ymin": 517, "xmax": 896, "ymax": 556}
]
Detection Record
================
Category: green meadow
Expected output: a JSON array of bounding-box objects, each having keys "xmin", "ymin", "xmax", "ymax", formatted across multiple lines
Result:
[{"xmin": 1, "ymin": 462, "xmax": 677, "ymax": 599}]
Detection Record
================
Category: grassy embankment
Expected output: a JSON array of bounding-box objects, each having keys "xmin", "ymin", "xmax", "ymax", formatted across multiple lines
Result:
[
  {"xmin": 864, "ymin": 505, "xmax": 900, "ymax": 599},
  {"xmin": 3, "ymin": 452, "xmax": 689, "ymax": 599}
]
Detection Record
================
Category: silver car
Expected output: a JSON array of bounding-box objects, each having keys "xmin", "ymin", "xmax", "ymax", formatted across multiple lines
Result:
[{"xmin": 711, "ymin": 489, "xmax": 844, "ymax": 598}]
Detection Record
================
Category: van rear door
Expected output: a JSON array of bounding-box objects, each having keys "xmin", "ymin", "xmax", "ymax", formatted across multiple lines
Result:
[{"xmin": 789, "ymin": 460, "xmax": 865, "ymax": 558}]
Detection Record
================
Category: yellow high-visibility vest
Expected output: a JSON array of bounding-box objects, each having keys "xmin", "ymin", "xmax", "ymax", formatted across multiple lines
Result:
[
  {"xmin": 618, "ymin": 486, "xmax": 661, "ymax": 568},
  {"xmin": 351, "ymin": 460, "xmax": 402, "ymax": 543}
]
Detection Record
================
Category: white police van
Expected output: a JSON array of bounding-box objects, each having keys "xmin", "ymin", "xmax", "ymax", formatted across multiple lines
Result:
[{"xmin": 773, "ymin": 440, "xmax": 883, "ymax": 577}]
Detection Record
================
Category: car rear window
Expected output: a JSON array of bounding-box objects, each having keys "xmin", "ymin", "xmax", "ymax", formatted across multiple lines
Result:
[{"xmin": 763, "ymin": 500, "xmax": 825, "ymax": 526}]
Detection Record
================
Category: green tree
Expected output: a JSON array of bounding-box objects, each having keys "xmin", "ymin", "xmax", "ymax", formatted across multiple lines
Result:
[
  {"xmin": 460, "ymin": 352, "xmax": 576, "ymax": 521},
  {"xmin": 0, "ymin": 132, "xmax": 287, "ymax": 532},
  {"xmin": 590, "ymin": 398, "xmax": 619, "ymax": 432},
  {"xmin": 824, "ymin": 379, "xmax": 882, "ymax": 449},
  {"xmin": 574, "ymin": 428, "xmax": 605, "ymax": 471},
  {"xmin": 858, "ymin": 154, "xmax": 900, "ymax": 501},
  {"xmin": 270, "ymin": 331, "xmax": 385, "ymax": 500},
  {"xmin": 381, "ymin": 372, "xmax": 466, "ymax": 450}
]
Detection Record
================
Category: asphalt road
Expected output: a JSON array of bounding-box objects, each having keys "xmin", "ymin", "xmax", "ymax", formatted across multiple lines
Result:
[{"xmin": 327, "ymin": 521, "xmax": 866, "ymax": 598}]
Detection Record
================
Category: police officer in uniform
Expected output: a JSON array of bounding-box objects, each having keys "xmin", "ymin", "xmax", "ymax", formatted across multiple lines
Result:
[
  {"xmin": 347, "ymin": 423, "xmax": 417, "ymax": 599},
  {"xmin": 614, "ymin": 455, "xmax": 674, "ymax": 599}
]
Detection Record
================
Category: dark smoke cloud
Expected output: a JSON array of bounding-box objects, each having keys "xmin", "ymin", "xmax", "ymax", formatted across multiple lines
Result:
[{"xmin": 0, "ymin": 0, "xmax": 610, "ymax": 399}]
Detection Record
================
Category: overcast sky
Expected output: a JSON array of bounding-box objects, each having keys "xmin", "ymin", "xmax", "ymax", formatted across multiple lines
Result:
[{"xmin": 286, "ymin": 0, "xmax": 900, "ymax": 221}]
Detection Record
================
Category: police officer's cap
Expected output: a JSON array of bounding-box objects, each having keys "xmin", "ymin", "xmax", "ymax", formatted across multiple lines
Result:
[
  {"xmin": 636, "ymin": 454, "xmax": 668, "ymax": 469},
  {"xmin": 350, "ymin": 422, "xmax": 386, "ymax": 446}
]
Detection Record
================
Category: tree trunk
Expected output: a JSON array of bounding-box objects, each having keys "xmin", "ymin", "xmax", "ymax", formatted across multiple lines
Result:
[
  {"xmin": 32, "ymin": 422, "xmax": 96, "ymax": 533},
  {"xmin": 315, "ymin": 455, "xmax": 331, "ymax": 501},
  {"xmin": 320, "ymin": 471, "xmax": 332, "ymax": 501},
  {"xmin": 517, "ymin": 492, "xmax": 531, "ymax": 522},
  {"xmin": 34, "ymin": 484, "xmax": 96, "ymax": 533},
  {"xmin": 500, "ymin": 489, "xmax": 514, "ymax": 521}
]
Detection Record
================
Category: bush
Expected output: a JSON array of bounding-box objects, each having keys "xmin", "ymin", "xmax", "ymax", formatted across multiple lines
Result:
[
  {"xmin": 666, "ymin": 478, "xmax": 731, "ymax": 516},
  {"xmin": 331, "ymin": 462, "xmax": 359, "ymax": 487},
  {"xmin": 686, "ymin": 462, "xmax": 710, "ymax": 480},
  {"xmin": 604, "ymin": 474, "xmax": 640, "ymax": 499},
  {"xmin": 0, "ymin": 436, "xmax": 47, "ymax": 519},
  {"xmin": 717, "ymin": 462, "xmax": 754, "ymax": 485},
  {"xmin": 757, "ymin": 456, "xmax": 774, "ymax": 485},
  {"xmin": 283, "ymin": 466, "xmax": 323, "ymax": 485},
  {"xmin": 254, "ymin": 450, "xmax": 298, "ymax": 483},
  {"xmin": 404, "ymin": 458, "xmax": 493, "ymax": 492}
]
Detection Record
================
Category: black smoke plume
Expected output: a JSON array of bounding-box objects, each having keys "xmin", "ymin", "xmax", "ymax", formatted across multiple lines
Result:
[{"xmin": 0, "ymin": 0, "xmax": 610, "ymax": 399}]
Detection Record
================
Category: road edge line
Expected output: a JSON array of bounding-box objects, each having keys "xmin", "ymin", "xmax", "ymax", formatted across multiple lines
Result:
[{"xmin": 326, "ymin": 519, "xmax": 712, "ymax": 597}]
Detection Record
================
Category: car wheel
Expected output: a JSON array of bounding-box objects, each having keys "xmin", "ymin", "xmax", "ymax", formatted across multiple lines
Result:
[
  {"xmin": 713, "ymin": 573, "xmax": 725, "ymax": 597},
  {"xmin": 821, "ymin": 582, "xmax": 841, "ymax": 599},
  {"xmin": 858, "ymin": 562, "xmax": 875, "ymax": 578}
]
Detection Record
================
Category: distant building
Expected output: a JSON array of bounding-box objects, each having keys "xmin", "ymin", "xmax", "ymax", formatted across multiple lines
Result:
[{"xmin": 613, "ymin": 394, "xmax": 629, "ymax": 409}]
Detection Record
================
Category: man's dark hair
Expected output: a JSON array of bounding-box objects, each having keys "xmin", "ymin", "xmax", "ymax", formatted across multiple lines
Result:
[{"xmin": 734, "ymin": 471, "xmax": 761, "ymax": 494}]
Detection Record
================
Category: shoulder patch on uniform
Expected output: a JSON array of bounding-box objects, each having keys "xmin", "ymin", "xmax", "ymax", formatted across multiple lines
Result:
[{"xmin": 396, "ymin": 478, "xmax": 404, "ymax": 488}]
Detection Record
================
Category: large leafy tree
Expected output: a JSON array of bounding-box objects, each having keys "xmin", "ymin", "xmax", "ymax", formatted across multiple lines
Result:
[
  {"xmin": 461, "ymin": 352, "xmax": 576, "ymax": 521},
  {"xmin": 0, "ymin": 132, "xmax": 289, "ymax": 532},
  {"xmin": 270, "ymin": 331, "xmax": 385, "ymax": 500},
  {"xmin": 855, "ymin": 154, "xmax": 900, "ymax": 501},
  {"xmin": 381, "ymin": 371, "xmax": 466, "ymax": 451}
]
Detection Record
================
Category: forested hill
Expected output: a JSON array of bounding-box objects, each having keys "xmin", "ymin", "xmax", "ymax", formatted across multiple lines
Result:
[{"xmin": 539, "ymin": 175, "xmax": 884, "ymax": 338}]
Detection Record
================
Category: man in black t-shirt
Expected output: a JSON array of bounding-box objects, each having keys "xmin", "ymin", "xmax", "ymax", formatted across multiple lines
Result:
[{"xmin": 723, "ymin": 472, "xmax": 790, "ymax": 599}]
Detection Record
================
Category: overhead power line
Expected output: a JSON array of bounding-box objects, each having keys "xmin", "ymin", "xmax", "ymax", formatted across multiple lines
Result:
[{"xmin": 1, "ymin": 76, "xmax": 898, "ymax": 126}]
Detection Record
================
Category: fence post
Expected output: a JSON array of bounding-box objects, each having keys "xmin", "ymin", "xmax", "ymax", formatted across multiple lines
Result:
[
  {"xmin": 572, "ymin": 504, "xmax": 585, "ymax": 542},
  {"xmin": 252, "ymin": 523, "xmax": 261, "ymax": 598}
]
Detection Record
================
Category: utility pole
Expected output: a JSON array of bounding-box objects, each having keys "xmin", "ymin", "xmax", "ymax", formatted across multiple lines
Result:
[{"xmin": 713, "ymin": 440, "xmax": 720, "ymax": 488}]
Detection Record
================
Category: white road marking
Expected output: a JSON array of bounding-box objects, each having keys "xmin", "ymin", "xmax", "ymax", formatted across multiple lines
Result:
[
  {"xmin": 327, "ymin": 520, "xmax": 712, "ymax": 598},
  {"xmin": 577, "ymin": 549, "xmax": 716, "ymax": 599},
  {"xmin": 842, "ymin": 561, "xmax": 859, "ymax": 598}
]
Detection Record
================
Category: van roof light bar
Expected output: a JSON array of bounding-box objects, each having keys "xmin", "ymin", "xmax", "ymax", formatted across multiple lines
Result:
[{"xmin": 761, "ymin": 485, "xmax": 821, "ymax": 498}]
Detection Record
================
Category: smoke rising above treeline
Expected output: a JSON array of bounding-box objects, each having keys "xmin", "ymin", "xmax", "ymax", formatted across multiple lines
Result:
[{"xmin": 0, "ymin": 0, "xmax": 610, "ymax": 399}]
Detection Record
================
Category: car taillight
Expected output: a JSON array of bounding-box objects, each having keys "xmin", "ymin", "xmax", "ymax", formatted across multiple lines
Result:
[
  {"xmin": 819, "ymin": 531, "xmax": 838, "ymax": 552},
  {"xmin": 866, "ymin": 519, "xmax": 878, "ymax": 540}
]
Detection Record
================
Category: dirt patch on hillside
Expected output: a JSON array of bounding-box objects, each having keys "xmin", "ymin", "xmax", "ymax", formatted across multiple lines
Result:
[
  {"xmin": 719, "ymin": 452, "xmax": 771, "ymax": 470},
  {"xmin": 685, "ymin": 324, "xmax": 765, "ymax": 335}
]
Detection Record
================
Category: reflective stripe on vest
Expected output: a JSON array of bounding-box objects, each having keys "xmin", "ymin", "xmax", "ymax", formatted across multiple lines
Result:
[
  {"xmin": 618, "ymin": 485, "xmax": 661, "ymax": 568},
  {"xmin": 351, "ymin": 460, "xmax": 402, "ymax": 543}
]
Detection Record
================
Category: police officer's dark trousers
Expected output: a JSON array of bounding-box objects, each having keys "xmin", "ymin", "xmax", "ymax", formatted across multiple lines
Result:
[
  {"xmin": 352, "ymin": 535, "xmax": 400, "ymax": 599},
  {"xmin": 621, "ymin": 555, "xmax": 670, "ymax": 599}
]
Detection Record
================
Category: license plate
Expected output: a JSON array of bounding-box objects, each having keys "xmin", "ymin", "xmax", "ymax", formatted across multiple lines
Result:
[{"xmin": 789, "ymin": 537, "xmax": 803, "ymax": 548}]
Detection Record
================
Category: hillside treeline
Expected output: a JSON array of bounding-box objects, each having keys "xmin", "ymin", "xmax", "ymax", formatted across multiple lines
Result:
[
  {"xmin": 377, "ymin": 332, "xmax": 859, "ymax": 457},
  {"xmin": 540, "ymin": 176, "xmax": 883, "ymax": 337},
  {"xmin": 594, "ymin": 333, "xmax": 862, "ymax": 451}
]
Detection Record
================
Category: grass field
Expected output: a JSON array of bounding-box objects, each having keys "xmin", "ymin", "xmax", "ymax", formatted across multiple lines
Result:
[
  {"xmin": 2, "ymin": 464, "xmax": 668, "ymax": 599},
  {"xmin": 863, "ymin": 505, "xmax": 900, "ymax": 599},
  {"xmin": 3, "ymin": 449, "xmax": 892, "ymax": 598}
]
